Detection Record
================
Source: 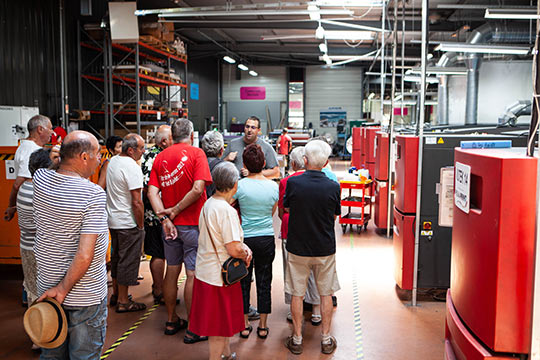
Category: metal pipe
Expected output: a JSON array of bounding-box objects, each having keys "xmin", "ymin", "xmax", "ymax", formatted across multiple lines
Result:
[
  {"xmin": 103, "ymin": 36, "xmax": 109, "ymax": 138},
  {"xmin": 77, "ymin": 20, "xmax": 83, "ymax": 112},
  {"xmin": 412, "ymin": 0, "xmax": 429, "ymax": 307},
  {"xmin": 108, "ymin": 36, "xmax": 114, "ymax": 136},
  {"xmin": 136, "ymin": 43, "xmax": 141, "ymax": 134},
  {"xmin": 498, "ymin": 100, "xmax": 532, "ymax": 126},
  {"xmin": 59, "ymin": 0, "xmax": 68, "ymax": 128},
  {"xmin": 386, "ymin": 0, "xmax": 398, "ymax": 238},
  {"xmin": 380, "ymin": 0, "xmax": 386, "ymax": 122},
  {"xmin": 437, "ymin": 75, "xmax": 448, "ymax": 125}
]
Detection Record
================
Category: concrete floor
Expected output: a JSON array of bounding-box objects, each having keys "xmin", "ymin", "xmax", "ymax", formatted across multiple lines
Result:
[{"xmin": 0, "ymin": 160, "xmax": 446, "ymax": 360}]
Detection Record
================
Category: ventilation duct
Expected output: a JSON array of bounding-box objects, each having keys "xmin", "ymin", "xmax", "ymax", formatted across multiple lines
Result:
[{"xmin": 437, "ymin": 23, "xmax": 532, "ymax": 125}]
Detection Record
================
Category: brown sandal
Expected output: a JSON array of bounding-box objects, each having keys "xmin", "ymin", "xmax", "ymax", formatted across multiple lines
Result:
[{"xmin": 116, "ymin": 300, "xmax": 146, "ymax": 313}]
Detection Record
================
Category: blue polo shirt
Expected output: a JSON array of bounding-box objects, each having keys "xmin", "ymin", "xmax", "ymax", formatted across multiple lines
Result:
[{"xmin": 283, "ymin": 170, "xmax": 341, "ymax": 257}]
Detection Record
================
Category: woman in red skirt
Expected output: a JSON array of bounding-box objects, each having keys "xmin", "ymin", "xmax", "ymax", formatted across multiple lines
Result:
[{"xmin": 190, "ymin": 162, "xmax": 253, "ymax": 360}]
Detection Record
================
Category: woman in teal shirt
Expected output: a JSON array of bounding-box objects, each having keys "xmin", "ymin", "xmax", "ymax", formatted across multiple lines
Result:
[{"xmin": 234, "ymin": 144, "xmax": 278, "ymax": 340}]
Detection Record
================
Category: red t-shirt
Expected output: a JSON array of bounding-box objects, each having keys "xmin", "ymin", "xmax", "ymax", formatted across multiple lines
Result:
[
  {"xmin": 278, "ymin": 135, "xmax": 292, "ymax": 155},
  {"xmin": 278, "ymin": 171, "xmax": 304, "ymax": 239},
  {"xmin": 148, "ymin": 143, "xmax": 212, "ymax": 226}
]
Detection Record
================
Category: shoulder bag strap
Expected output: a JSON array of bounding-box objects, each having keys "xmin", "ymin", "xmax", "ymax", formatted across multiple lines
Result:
[{"xmin": 202, "ymin": 206, "xmax": 222, "ymax": 266}]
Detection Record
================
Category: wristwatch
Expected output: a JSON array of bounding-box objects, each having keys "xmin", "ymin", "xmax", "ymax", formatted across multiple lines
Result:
[{"xmin": 159, "ymin": 215, "xmax": 169, "ymax": 223}]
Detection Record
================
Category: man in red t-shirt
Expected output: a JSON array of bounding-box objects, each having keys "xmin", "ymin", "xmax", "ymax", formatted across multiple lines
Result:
[
  {"xmin": 277, "ymin": 128, "xmax": 293, "ymax": 172},
  {"xmin": 148, "ymin": 118, "xmax": 212, "ymax": 344}
]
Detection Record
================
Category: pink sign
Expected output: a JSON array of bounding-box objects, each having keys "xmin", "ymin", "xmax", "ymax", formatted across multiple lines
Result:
[
  {"xmin": 393, "ymin": 107, "xmax": 409, "ymax": 116},
  {"xmin": 289, "ymin": 100, "xmax": 302, "ymax": 109},
  {"xmin": 240, "ymin": 86, "xmax": 266, "ymax": 100}
]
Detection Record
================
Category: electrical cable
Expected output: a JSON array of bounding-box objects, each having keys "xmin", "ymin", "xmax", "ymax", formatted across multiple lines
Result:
[{"xmin": 527, "ymin": 1, "xmax": 540, "ymax": 156}]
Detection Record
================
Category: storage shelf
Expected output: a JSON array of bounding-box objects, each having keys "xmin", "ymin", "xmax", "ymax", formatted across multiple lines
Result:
[
  {"xmin": 82, "ymin": 73, "xmax": 186, "ymax": 88},
  {"xmin": 340, "ymin": 213, "xmax": 371, "ymax": 225},
  {"xmin": 90, "ymin": 110, "xmax": 180, "ymax": 117},
  {"xmin": 341, "ymin": 196, "xmax": 371, "ymax": 207}
]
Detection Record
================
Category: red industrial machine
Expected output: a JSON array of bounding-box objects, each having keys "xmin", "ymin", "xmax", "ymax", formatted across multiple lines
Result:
[
  {"xmin": 446, "ymin": 148, "xmax": 537, "ymax": 359},
  {"xmin": 364, "ymin": 127, "xmax": 380, "ymax": 177},
  {"xmin": 374, "ymin": 131, "xmax": 391, "ymax": 230},
  {"xmin": 351, "ymin": 127, "xmax": 363, "ymax": 168},
  {"xmin": 392, "ymin": 135, "xmax": 418, "ymax": 290}
]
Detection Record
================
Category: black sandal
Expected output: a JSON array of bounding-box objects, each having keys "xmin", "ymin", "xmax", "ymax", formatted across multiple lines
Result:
[
  {"xmin": 239, "ymin": 325, "xmax": 253, "ymax": 339},
  {"xmin": 184, "ymin": 329, "xmax": 208, "ymax": 344},
  {"xmin": 164, "ymin": 318, "xmax": 188, "ymax": 335},
  {"xmin": 257, "ymin": 327, "xmax": 269, "ymax": 339},
  {"xmin": 109, "ymin": 294, "xmax": 132, "ymax": 307}
]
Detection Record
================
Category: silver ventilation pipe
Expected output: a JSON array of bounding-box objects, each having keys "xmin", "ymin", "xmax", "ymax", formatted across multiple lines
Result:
[
  {"xmin": 436, "ymin": 52, "xmax": 457, "ymax": 125},
  {"xmin": 465, "ymin": 23, "xmax": 533, "ymax": 125}
]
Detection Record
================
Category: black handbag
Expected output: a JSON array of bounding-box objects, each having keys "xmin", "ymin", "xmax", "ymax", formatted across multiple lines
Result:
[{"xmin": 203, "ymin": 208, "xmax": 248, "ymax": 286}]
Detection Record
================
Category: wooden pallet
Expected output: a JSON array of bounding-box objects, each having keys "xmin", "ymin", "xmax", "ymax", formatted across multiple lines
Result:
[
  {"xmin": 119, "ymin": 103, "xmax": 152, "ymax": 111},
  {"xmin": 115, "ymin": 67, "xmax": 152, "ymax": 76},
  {"xmin": 140, "ymin": 35, "xmax": 162, "ymax": 47}
]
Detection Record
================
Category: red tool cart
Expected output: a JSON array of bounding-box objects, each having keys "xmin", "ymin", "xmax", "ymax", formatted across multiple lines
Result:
[{"xmin": 339, "ymin": 179, "xmax": 373, "ymax": 233}]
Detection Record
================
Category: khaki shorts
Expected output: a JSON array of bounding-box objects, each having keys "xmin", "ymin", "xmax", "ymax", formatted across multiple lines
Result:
[{"xmin": 285, "ymin": 253, "xmax": 340, "ymax": 297}]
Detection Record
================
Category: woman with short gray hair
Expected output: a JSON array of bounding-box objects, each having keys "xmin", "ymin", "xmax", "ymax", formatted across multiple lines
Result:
[
  {"xmin": 202, "ymin": 131, "xmax": 225, "ymax": 197},
  {"xmin": 190, "ymin": 161, "xmax": 252, "ymax": 360}
]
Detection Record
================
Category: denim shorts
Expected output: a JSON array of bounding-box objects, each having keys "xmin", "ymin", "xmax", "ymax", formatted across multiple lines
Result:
[
  {"xmin": 162, "ymin": 225, "xmax": 198, "ymax": 270},
  {"xmin": 40, "ymin": 297, "xmax": 107, "ymax": 360}
]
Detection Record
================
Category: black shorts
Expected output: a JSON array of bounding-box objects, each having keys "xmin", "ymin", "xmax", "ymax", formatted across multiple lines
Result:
[{"xmin": 144, "ymin": 224, "xmax": 165, "ymax": 259}]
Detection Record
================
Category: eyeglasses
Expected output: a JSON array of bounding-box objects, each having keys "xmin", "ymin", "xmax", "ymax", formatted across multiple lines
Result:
[{"xmin": 245, "ymin": 125, "xmax": 259, "ymax": 130}]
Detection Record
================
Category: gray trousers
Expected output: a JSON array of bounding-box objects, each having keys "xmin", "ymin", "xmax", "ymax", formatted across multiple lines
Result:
[{"xmin": 282, "ymin": 239, "xmax": 320, "ymax": 305}]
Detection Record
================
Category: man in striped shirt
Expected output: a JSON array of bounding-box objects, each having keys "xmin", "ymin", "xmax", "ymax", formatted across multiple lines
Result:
[{"xmin": 34, "ymin": 131, "xmax": 109, "ymax": 359}]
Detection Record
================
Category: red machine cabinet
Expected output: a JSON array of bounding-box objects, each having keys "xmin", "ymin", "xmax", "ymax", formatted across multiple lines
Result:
[
  {"xmin": 374, "ymin": 181, "xmax": 389, "ymax": 229},
  {"xmin": 445, "ymin": 291, "xmax": 516, "ymax": 360},
  {"xmin": 365, "ymin": 127, "xmax": 381, "ymax": 164},
  {"xmin": 352, "ymin": 127, "xmax": 363, "ymax": 168},
  {"xmin": 374, "ymin": 131, "xmax": 389, "ymax": 181},
  {"xmin": 393, "ymin": 208, "xmax": 414, "ymax": 290},
  {"xmin": 394, "ymin": 135, "xmax": 419, "ymax": 214},
  {"xmin": 450, "ymin": 148, "xmax": 537, "ymax": 354}
]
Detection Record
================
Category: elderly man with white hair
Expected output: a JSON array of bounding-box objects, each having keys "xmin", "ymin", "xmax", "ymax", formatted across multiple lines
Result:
[
  {"xmin": 141, "ymin": 125, "xmax": 173, "ymax": 305},
  {"xmin": 283, "ymin": 139, "xmax": 341, "ymax": 355},
  {"xmin": 201, "ymin": 130, "xmax": 225, "ymax": 197}
]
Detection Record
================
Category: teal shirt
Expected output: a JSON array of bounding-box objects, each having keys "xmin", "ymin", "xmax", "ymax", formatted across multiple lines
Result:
[
  {"xmin": 322, "ymin": 167, "xmax": 338, "ymax": 182},
  {"xmin": 234, "ymin": 178, "xmax": 279, "ymax": 237}
]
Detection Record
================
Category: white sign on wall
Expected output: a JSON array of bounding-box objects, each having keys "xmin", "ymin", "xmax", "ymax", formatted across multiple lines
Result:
[
  {"xmin": 5, "ymin": 160, "xmax": 15, "ymax": 180},
  {"xmin": 454, "ymin": 162, "xmax": 471, "ymax": 213}
]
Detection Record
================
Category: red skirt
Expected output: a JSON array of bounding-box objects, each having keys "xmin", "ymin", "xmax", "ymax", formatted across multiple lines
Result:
[{"xmin": 189, "ymin": 277, "xmax": 245, "ymax": 337}]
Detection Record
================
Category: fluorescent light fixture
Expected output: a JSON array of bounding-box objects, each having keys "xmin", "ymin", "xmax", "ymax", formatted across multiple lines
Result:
[
  {"xmin": 404, "ymin": 75, "xmax": 439, "ymax": 84},
  {"xmin": 158, "ymin": 9, "xmax": 352, "ymax": 17},
  {"xmin": 408, "ymin": 67, "xmax": 468, "ymax": 76},
  {"xmin": 485, "ymin": 8, "xmax": 540, "ymax": 19},
  {"xmin": 248, "ymin": 70, "xmax": 258, "ymax": 76},
  {"xmin": 308, "ymin": 5, "xmax": 320, "ymax": 20},
  {"xmin": 223, "ymin": 56, "xmax": 236, "ymax": 64},
  {"xmin": 238, "ymin": 64, "xmax": 249, "ymax": 71},
  {"xmin": 316, "ymin": 24, "xmax": 325, "ymax": 39},
  {"xmin": 435, "ymin": 42, "xmax": 531, "ymax": 55},
  {"xmin": 323, "ymin": 30, "xmax": 375, "ymax": 40},
  {"xmin": 314, "ymin": 0, "xmax": 384, "ymax": 6},
  {"xmin": 319, "ymin": 43, "xmax": 328, "ymax": 53}
]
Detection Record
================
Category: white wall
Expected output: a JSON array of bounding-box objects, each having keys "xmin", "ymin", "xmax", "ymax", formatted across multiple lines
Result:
[
  {"xmin": 305, "ymin": 66, "xmax": 363, "ymax": 138},
  {"xmin": 221, "ymin": 65, "xmax": 287, "ymax": 133},
  {"xmin": 448, "ymin": 60, "xmax": 532, "ymax": 125}
]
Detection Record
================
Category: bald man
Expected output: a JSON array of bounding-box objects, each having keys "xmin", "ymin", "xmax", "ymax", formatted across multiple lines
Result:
[
  {"xmin": 106, "ymin": 133, "xmax": 146, "ymax": 313},
  {"xmin": 34, "ymin": 131, "xmax": 109, "ymax": 358},
  {"xmin": 141, "ymin": 125, "xmax": 173, "ymax": 304}
]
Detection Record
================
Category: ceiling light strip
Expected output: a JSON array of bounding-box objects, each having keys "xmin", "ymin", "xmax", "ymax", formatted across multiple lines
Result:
[
  {"xmin": 435, "ymin": 42, "xmax": 531, "ymax": 55},
  {"xmin": 158, "ymin": 9, "xmax": 353, "ymax": 18}
]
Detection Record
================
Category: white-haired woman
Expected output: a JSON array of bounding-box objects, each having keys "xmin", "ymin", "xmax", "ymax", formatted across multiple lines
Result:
[
  {"xmin": 201, "ymin": 130, "xmax": 225, "ymax": 197},
  {"xmin": 190, "ymin": 162, "xmax": 252, "ymax": 360}
]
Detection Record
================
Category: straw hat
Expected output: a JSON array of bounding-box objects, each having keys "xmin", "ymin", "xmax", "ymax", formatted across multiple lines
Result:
[{"xmin": 23, "ymin": 298, "xmax": 67, "ymax": 349}]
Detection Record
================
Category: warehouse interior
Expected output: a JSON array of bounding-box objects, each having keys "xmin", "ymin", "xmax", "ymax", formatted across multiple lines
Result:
[{"xmin": 1, "ymin": 0, "xmax": 540, "ymax": 359}]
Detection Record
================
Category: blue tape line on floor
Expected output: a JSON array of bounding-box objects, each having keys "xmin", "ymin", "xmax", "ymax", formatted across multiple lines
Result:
[
  {"xmin": 100, "ymin": 275, "xmax": 187, "ymax": 359},
  {"xmin": 350, "ymin": 233, "xmax": 364, "ymax": 360}
]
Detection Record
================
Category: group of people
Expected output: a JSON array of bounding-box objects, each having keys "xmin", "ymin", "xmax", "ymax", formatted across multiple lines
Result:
[{"xmin": 6, "ymin": 114, "xmax": 342, "ymax": 359}]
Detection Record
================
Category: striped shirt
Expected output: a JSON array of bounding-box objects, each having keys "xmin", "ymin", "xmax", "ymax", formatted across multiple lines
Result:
[
  {"xmin": 16, "ymin": 181, "xmax": 36, "ymax": 250},
  {"xmin": 33, "ymin": 169, "xmax": 109, "ymax": 307}
]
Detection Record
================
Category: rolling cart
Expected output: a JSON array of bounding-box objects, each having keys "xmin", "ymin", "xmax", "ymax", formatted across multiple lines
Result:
[{"xmin": 339, "ymin": 179, "xmax": 373, "ymax": 233}]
